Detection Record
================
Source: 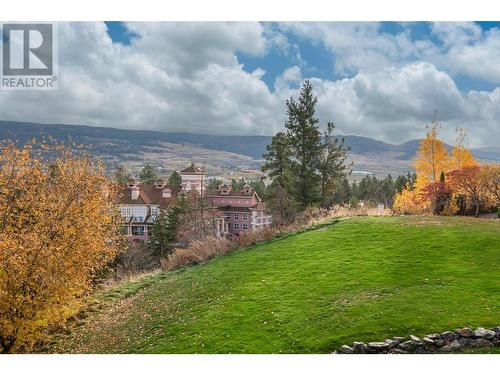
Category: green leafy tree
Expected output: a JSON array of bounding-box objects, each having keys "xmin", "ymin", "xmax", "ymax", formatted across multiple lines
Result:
[
  {"xmin": 285, "ymin": 80, "xmax": 324, "ymax": 208},
  {"xmin": 168, "ymin": 171, "xmax": 182, "ymax": 188},
  {"xmin": 139, "ymin": 164, "xmax": 159, "ymax": 184}
]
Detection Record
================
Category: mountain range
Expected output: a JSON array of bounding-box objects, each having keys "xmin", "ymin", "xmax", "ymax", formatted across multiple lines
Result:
[{"xmin": 1, "ymin": 120, "xmax": 499, "ymax": 179}]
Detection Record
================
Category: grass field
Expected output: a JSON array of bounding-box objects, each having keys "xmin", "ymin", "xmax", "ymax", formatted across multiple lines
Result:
[{"xmin": 52, "ymin": 216, "xmax": 500, "ymax": 353}]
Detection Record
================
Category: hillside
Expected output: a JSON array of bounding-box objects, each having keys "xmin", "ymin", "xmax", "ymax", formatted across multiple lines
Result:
[
  {"xmin": 51, "ymin": 216, "xmax": 500, "ymax": 354},
  {"xmin": 1, "ymin": 120, "xmax": 499, "ymax": 178}
]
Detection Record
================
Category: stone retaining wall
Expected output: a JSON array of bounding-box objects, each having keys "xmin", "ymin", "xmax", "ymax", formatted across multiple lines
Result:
[{"xmin": 333, "ymin": 326, "xmax": 500, "ymax": 354}]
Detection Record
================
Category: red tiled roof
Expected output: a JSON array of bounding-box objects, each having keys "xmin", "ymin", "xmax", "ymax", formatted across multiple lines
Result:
[{"xmin": 115, "ymin": 183, "xmax": 181, "ymax": 209}]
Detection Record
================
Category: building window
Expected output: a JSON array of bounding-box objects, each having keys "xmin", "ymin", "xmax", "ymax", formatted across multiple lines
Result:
[
  {"xmin": 234, "ymin": 214, "xmax": 239, "ymax": 220},
  {"xmin": 234, "ymin": 223, "xmax": 240, "ymax": 229},
  {"xmin": 242, "ymin": 214, "xmax": 248, "ymax": 220},
  {"xmin": 132, "ymin": 226, "xmax": 145, "ymax": 236},
  {"xmin": 151, "ymin": 207, "xmax": 158, "ymax": 215},
  {"xmin": 242, "ymin": 223, "xmax": 248, "ymax": 230},
  {"xmin": 225, "ymin": 214, "xmax": 231, "ymax": 221},
  {"xmin": 121, "ymin": 225, "xmax": 129, "ymax": 235}
]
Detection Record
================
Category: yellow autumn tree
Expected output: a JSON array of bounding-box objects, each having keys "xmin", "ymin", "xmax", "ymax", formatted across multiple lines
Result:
[
  {"xmin": 451, "ymin": 128, "xmax": 477, "ymax": 170},
  {"xmin": 0, "ymin": 142, "xmax": 125, "ymax": 352},
  {"xmin": 393, "ymin": 182, "xmax": 427, "ymax": 215},
  {"xmin": 413, "ymin": 123, "xmax": 452, "ymax": 186},
  {"xmin": 394, "ymin": 123, "xmax": 451, "ymax": 214}
]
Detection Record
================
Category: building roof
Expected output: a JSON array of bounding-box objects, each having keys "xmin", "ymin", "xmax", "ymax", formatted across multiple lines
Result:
[
  {"xmin": 180, "ymin": 163, "xmax": 204, "ymax": 174},
  {"xmin": 115, "ymin": 183, "xmax": 181, "ymax": 209},
  {"xmin": 218, "ymin": 202, "xmax": 267, "ymax": 213},
  {"xmin": 208, "ymin": 189, "xmax": 257, "ymax": 198}
]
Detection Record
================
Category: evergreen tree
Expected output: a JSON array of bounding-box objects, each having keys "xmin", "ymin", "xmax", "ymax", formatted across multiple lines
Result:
[
  {"xmin": 231, "ymin": 178, "xmax": 246, "ymax": 191},
  {"xmin": 168, "ymin": 171, "xmax": 182, "ymax": 188},
  {"xmin": 285, "ymin": 80, "xmax": 324, "ymax": 208},
  {"xmin": 319, "ymin": 122, "xmax": 351, "ymax": 207},
  {"xmin": 150, "ymin": 196, "xmax": 186, "ymax": 256},
  {"xmin": 139, "ymin": 164, "xmax": 159, "ymax": 184},
  {"xmin": 114, "ymin": 165, "xmax": 130, "ymax": 185},
  {"xmin": 249, "ymin": 178, "xmax": 267, "ymax": 198},
  {"xmin": 266, "ymin": 183, "xmax": 299, "ymax": 226},
  {"xmin": 329, "ymin": 177, "xmax": 351, "ymax": 205},
  {"xmin": 149, "ymin": 210, "xmax": 170, "ymax": 256},
  {"xmin": 261, "ymin": 132, "xmax": 293, "ymax": 189},
  {"xmin": 207, "ymin": 178, "xmax": 224, "ymax": 190}
]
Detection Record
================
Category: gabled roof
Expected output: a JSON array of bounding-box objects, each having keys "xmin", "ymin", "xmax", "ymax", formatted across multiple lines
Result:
[
  {"xmin": 115, "ymin": 183, "xmax": 181, "ymax": 209},
  {"xmin": 180, "ymin": 163, "xmax": 204, "ymax": 174}
]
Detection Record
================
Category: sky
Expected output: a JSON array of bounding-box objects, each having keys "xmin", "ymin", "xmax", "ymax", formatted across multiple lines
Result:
[{"xmin": 1, "ymin": 21, "xmax": 500, "ymax": 147}]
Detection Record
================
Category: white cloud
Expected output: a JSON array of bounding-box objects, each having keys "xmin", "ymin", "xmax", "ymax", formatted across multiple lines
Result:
[
  {"xmin": 281, "ymin": 62, "xmax": 500, "ymax": 146},
  {"xmin": 278, "ymin": 22, "xmax": 418, "ymax": 75},
  {"xmin": 0, "ymin": 22, "xmax": 499, "ymax": 147},
  {"xmin": 0, "ymin": 22, "xmax": 282, "ymax": 135}
]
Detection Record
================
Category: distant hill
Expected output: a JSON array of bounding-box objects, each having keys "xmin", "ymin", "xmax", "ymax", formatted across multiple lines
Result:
[{"xmin": 1, "ymin": 120, "xmax": 499, "ymax": 177}]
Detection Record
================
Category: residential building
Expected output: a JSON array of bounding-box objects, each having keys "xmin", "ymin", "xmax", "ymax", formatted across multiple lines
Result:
[
  {"xmin": 115, "ymin": 163, "xmax": 271, "ymax": 241},
  {"xmin": 208, "ymin": 183, "xmax": 271, "ymax": 235},
  {"xmin": 115, "ymin": 178, "xmax": 180, "ymax": 242},
  {"xmin": 180, "ymin": 162, "xmax": 206, "ymax": 193}
]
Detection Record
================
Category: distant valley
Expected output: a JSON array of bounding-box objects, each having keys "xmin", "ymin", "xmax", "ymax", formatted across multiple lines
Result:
[{"xmin": 1, "ymin": 120, "xmax": 499, "ymax": 180}]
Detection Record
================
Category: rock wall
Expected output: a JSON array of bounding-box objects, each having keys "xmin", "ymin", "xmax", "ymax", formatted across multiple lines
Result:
[{"xmin": 333, "ymin": 326, "xmax": 500, "ymax": 354}]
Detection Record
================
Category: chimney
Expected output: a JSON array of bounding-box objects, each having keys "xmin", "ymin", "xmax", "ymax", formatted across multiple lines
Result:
[
  {"xmin": 220, "ymin": 184, "xmax": 232, "ymax": 195},
  {"xmin": 131, "ymin": 186, "xmax": 140, "ymax": 200},
  {"xmin": 162, "ymin": 188, "xmax": 171, "ymax": 198},
  {"xmin": 242, "ymin": 184, "xmax": 252, "ymax": 194}
]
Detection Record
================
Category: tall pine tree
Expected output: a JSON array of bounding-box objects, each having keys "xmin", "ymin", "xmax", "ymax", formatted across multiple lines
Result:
[
  {"xmin": 319, "ymin": 122, "xmax": 351, "ymax": 207},
  {"xmin": 285, "ymin": 80, "xmax": 324, "ymax": 208}
]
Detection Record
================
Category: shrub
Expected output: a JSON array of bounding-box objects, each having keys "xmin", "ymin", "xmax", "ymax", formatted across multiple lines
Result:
[
  {"xmin": 112, "ymin": 242, "xmax": 158, "ymax": 281},
  {"xmin": 0, "ymin": 142, "xmax": 124, "ymax": 352},
  {"xmin": 161, "ymin": 238, "xmax": 233, "ymax": 271}
]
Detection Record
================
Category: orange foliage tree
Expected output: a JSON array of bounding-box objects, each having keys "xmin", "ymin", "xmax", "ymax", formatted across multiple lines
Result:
[
  {"xmin": 0, "ymin": 142, "xmax": 124, "ymax": 352},
  {"xmin": 480, "ymin": 164, "xmax": 500, "ymax": 206},
  {"xmin": 447, "ymin": 166, "xmax": 489, "ymax": 217}
]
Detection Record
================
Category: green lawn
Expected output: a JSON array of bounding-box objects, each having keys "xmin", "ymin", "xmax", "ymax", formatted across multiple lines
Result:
[{"xmin": 53, "ymin": 216, "xmax": 500, "ymax": 353}]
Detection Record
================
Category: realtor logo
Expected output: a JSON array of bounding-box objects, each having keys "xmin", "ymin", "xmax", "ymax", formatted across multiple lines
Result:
[{"xmin": 1, "ymin": 23, "xmax": 58, "ymax": 90}]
